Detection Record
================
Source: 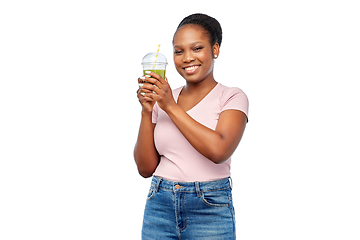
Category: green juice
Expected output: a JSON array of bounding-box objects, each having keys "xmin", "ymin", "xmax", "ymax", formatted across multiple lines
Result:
[{"xmin": 143, "ymin": 69, "xmax": 166, "ymax": 79}]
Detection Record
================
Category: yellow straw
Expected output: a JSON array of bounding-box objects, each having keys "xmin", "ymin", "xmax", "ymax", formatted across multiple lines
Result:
[{"xmin": 152, "ymin": 44, "xmax": 161, "ymax": 69}]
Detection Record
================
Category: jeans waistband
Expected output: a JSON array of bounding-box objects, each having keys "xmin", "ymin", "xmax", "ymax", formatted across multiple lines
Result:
[{"xmin": 151, "ymin": 176, "xmax": 232, "ymax": 196}]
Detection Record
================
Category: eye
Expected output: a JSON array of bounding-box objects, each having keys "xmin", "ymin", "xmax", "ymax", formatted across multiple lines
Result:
[
  {"xmin": 174, "ymin": 50, "xmax": 183, "ymax": 55},
  {"xmin": 193, "ymin": 46, "xmax": 204, "ymax": 52}
]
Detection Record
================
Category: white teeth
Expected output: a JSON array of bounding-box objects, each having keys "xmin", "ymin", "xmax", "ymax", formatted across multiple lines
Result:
[{"xmin": 185, "ymin": 66, "xmax": 198, "ymax": 71}]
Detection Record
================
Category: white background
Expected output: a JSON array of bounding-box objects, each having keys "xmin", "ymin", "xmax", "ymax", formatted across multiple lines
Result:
[{"xmin": 1, "ymin": 0, "xmax": 359, "ymax": 239}]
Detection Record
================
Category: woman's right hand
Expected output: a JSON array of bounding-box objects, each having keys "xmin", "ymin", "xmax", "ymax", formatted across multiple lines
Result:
[
  {"xmin": 135, "ymin": 76, "xmax": 160, "ymax": 178},
  {"xmin": 137, "ymin": 76, "xmax": 156, "ymax": 113}
]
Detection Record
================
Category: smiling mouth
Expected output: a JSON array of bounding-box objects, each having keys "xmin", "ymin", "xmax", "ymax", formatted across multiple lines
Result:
[{"xmin": 183, "ymin": 65, "xmax": 200, "ymax": 74}]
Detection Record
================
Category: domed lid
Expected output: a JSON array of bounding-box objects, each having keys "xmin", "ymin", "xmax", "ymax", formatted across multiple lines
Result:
[{"xmin": 141, "ymin": 52, "xmax": 168, "ymax": 65}]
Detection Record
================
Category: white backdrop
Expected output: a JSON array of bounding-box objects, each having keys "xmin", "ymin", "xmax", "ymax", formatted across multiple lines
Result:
[{"xmin": 1, "ymin": 0, "xmax": 359, "ymax": 239}]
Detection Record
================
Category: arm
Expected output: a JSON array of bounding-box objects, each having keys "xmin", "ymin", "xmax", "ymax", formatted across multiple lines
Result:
[
  {"xmin": 133, "ymin": 113, "xmax": 159, "ymax": 178},
  {"xmin": 140, "ymin": 72, "xmax": 247, "ymax": 164},
  {"xmin": 133, "ymin": 78, "xmax": 160, "ymax": 178},
  {"xmin": 165, "ymin": 105, "xmax": 247, "ymax": 164}
]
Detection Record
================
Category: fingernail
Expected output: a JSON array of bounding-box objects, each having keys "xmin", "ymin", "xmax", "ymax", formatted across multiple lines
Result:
[
  {"xmin": 140, "ymin": 92, "xmax": 145, "ymax": 96},
  {"xmin": 145, "ymin": 75, "xmax": 151, "ymax": 78},
  {"xmin": 140, "ymin": 76, "xmax": 146, "ymax": 80},
  {"xmin": 138, "ymin": 83, "xmax": 143, "ymax": 87},
  {"xmin": 145, "ymin": 71, "xmax": 151, "ymax": 74}
]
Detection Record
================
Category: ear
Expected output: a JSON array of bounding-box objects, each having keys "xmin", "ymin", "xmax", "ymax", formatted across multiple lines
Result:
[{"xmin": 213, "ymin": 42, "xmax": 220, "ymax": 59}]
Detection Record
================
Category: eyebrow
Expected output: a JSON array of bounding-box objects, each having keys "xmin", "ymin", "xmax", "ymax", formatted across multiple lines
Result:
[{"xmin": 174, "ymin": 41, "xmax": 203, "ymax": 48}]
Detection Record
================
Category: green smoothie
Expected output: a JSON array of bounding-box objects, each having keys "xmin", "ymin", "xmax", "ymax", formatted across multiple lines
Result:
[{"xmin": 143, "ymin": 69, "xmax": 166, "ymax": 79}]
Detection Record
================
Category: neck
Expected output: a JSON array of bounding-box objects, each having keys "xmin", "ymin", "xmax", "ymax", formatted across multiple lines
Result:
[{"xmin": 184, "ymin": 73, "xmax": 217, "ymax": 95}]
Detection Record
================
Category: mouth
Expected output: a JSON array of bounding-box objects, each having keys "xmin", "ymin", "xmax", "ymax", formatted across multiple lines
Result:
[{"xmin": 183, "ymin": 65, "xmax": 200, "ymax": 75}]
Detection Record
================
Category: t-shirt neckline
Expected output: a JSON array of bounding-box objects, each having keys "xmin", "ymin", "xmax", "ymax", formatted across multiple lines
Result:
[{"xmin": 175, "ymin": 83, "xmax": 220, "ymax": 112}]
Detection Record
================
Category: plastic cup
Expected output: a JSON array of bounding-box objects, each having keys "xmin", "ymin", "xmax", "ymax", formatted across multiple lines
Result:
[{"xmin": 141, "ymin": 52, "xmax": 168, "ymax": 80}]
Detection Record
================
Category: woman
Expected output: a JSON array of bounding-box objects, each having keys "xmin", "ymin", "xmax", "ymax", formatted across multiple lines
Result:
[{"xmin": 134, "ymin": 13, "xmax": 248, "ymax": 239}]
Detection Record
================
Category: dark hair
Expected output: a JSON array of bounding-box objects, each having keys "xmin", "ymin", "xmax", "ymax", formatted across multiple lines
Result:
[{"xmin": 174, "ymin": 13, "xmax": 222, "ymax": 47}]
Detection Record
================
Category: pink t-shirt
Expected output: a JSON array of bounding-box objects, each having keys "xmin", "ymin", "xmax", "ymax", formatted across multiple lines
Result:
[{"xmin": 152, "ymin": 83, "xmax": 249, "ymax": 182}]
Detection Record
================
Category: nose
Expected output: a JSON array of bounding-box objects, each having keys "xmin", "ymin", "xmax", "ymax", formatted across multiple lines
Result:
[{"xmin": 183, "ymin": 50, "xmax": 195, "ymax": 63}]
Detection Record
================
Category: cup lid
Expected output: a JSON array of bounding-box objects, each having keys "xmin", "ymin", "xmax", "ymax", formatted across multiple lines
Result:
[{"xmin": 141, "ymin": 52, "xmax": 168, "ymax": 65}]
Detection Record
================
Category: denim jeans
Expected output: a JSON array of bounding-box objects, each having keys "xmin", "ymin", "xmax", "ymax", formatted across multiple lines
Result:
[{"xmin": 142, "ymin": 176, "xmax": 236, "ymax": 239}]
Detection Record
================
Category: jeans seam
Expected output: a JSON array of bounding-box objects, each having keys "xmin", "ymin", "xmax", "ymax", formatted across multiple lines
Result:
[
  {"xmin": 227, "ymin": 189, "xmax": 236, "ymax": 235},
  {"xmin": 201, "ymin": 193, "xmax": 230, "ymax": 207},
  {"xmin": 174, "ymin": 192, "xmax": 182, "ymax": 240},
  {"xmin": 180, "ymin": 193, "xmax": 187, "ymax": 232},
  {"xmin": 146, "ymin": 189, "xmax": 155, "ymax": 201}
]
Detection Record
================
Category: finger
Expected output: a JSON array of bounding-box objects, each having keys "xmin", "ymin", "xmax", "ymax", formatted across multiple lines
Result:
[
  {"xmin": 138, "ymin": 93, "xmax": 155, "ymax": 105},
  {"xmin": 137, "ymin": 90, "xmax": 151, "ymax": 101},
  {"xmin": 138, "ymin": 74, "xmax": 152, "ymax": 84},
  {"xmin": 139, "ymin": 75, "xmax": 157, "ymax": 85},
  {"xmin": 139, "ymin": 77, "xmax": 162, "ymax": 92},
  {"xmin": 140, "ymin": 75, "xmax": 156, "ymax": 84},
  {"xmin": 138, "ymin": 77, "xmax": 146, "ymax": 83},
  {"xmin": 139, "ymin": 91, "xmax": 156, "ymax": 101},
  {"xmin": 139, "ymin": 83, "xmax": 160, "ymax": 96},
  {"xmin": 144, "ymin": 70, "xmax": 160, "ymax": 80},
  {"xmin": 137, "ymin": 89, "xmax": 150, "ymax": 96},
  {"xmin": 144, "ymin": 71, "xmax": 166, "ymax": 85}
]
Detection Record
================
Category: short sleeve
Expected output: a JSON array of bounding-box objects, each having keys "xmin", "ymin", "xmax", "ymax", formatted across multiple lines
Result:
[
  {"xmin": 152, "ymin": 102, "xmax": 159, "ymax": 124},
  {"xmin": 220, "ymin": 87, "xmax": 249, "ymax": 120}
]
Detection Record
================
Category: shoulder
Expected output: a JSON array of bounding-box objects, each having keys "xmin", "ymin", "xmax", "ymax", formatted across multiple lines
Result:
[
  {"xmin": 217, "ymin": 83, "xmax": 248, "ymax": 102},
  {"xmin": 216, "ymin": 83, "xmax": 249, "ymax": 119}
]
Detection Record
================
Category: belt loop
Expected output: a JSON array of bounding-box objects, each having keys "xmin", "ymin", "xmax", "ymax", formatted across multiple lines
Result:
[
  {"xmin": 154, "ymin": 177, "xmax": 162, "ymax": 192},
  {"xmin": 229, "ymin": 177, "xmax": 233, "ymax": 190},
  {"xmin": 195, "ymin": 182, "xmax": 201, "ymax": 197}
]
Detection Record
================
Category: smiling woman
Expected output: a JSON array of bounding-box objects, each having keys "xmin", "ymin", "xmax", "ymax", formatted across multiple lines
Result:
[
  {"xmin": 173, "ymin": 24, "xmax": 219, "ymax": 84},
  {"xmin": 134, "ymin": 13, "xmax": 249, "ymax": 239}
]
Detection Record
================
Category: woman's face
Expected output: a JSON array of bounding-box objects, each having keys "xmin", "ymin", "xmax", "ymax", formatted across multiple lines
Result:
[{"xmin": 173, "ymin": 24, "xmax": 219, "ymax": 84}]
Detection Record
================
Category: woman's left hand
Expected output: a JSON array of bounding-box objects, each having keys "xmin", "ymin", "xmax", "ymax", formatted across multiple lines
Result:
[{"xmin": 139, "ymin": 71, "xmax": 176, "ymax": 112}]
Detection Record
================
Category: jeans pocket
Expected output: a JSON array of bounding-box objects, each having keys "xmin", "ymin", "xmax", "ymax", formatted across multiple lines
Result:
[
  {"xmin": 201, "ymin": 189, "xmax": 230, "ymax": 207},
  {"xmin": 146, "ymin": 186, "xmax": 156, "ymax": 201}
]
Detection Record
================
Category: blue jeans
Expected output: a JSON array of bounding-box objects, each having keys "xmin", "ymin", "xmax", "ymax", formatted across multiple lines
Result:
[{"xmin": 142, "ymin": 176, "xmax": 236, "ymax": 239}]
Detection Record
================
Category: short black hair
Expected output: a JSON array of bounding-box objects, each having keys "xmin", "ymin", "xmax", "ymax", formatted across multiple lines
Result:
[{"xmin": 174, "ymin": 13, "xmax": 222, "ymax": 47}]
